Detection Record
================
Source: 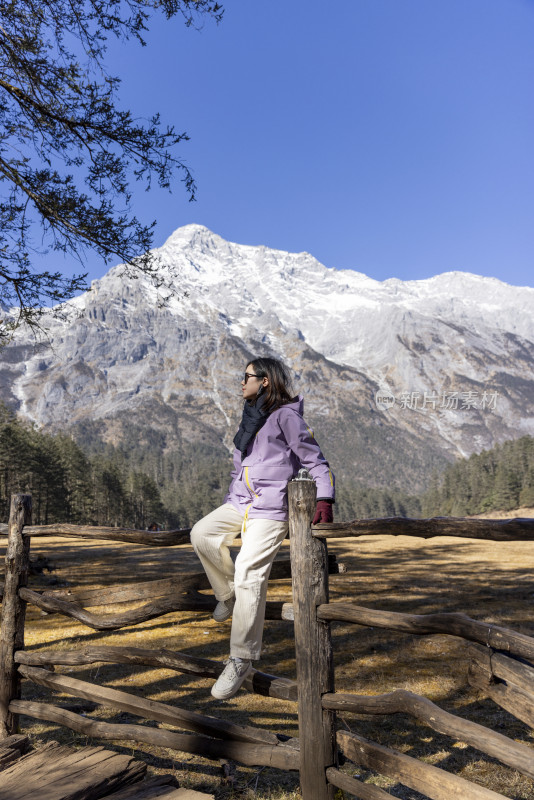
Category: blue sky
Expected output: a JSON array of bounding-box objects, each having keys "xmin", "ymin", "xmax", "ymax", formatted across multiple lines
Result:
[{"xmin": 78, "ymin": 0, "xmax": 534, "ymax": 287}]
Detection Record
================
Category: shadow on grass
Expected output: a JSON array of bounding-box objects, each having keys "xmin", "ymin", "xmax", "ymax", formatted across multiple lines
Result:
[{"xmin": 10, "ymin": 534, "xmax": 534, "ymax": 798}]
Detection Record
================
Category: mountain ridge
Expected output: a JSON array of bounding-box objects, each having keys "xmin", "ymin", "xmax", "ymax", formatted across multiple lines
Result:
[{"xmin": 1, "ymin": 224, "xmax": 533, "ymax": 493}]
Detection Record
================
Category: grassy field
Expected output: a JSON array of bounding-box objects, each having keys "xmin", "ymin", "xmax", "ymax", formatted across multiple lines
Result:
[{"xmin": 2, "ymin": 509, "xmax": 534, "ymax": 800}]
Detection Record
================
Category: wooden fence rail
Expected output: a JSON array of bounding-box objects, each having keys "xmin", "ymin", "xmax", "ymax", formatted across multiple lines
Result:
[
  {"xmin": 315, "ymin": 603, "xmax": 534, "ymax": 660},
  {"xmin": 281, "ymin": 600, "xmax": 534, "ymax": 660},
  {"xmin": 17, "ymin": 664, "xmax": 290, "ymax": 748},
  {"xmin": 0, "ymin": 495, "xmax": 32, "ymax": 737},
  {"xmin": 1, "ymin": 488, "xmax": 534, "ymax": 800},
  {"xmin": 325, "ymin": 766, "xmax": 394, "ymax": 800},
  {"xmin": 3, "ymin": 514, "xmax": 534, "ymax": 544},
  {"xmin": 14, "ymin": 646, "xmax": 299, "ymax": 701},
  {"xmin": 337, "ymin": 729, "xmax": 507, "ymax": 800},
  {"xmin": 8, "ymin": 699, "xmax": 300, "ymax": 770},
  {"xmin": 0, "ymin": 553, "xmax": 344, "ymax": 606},
  {"xmin": 467, "ymin": 644, "xmax": 534, "ymax": 730},
  {"xmin": 322, "ymin": 688, "xmax": 534, "ymax": 780},
  {"xmin": 312, "ymin": 515, "xmax": 534, "ymax": 540},
  {"xmin": 0, "ymin": 523, "xmax": 192, "ymax": 547}
]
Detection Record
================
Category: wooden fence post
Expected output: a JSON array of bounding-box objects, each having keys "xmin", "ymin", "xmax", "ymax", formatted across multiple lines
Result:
[
  {"xmin": 288, "ymin": 478, "xmax": 336, "ymax": 800},
  {"xmin": 0, "ymin": 493, "xmax": 32, "ymax": 737}
]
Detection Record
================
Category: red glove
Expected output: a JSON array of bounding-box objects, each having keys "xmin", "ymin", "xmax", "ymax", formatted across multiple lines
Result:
[{"xmin": 313, "ymin": 500, "xmax": 333, "ymax": 524}]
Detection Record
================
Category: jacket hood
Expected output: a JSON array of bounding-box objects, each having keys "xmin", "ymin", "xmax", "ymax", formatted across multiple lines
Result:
[{"xmin": 283, "ymin": 395, "xmax": 304, "ymax": 415}]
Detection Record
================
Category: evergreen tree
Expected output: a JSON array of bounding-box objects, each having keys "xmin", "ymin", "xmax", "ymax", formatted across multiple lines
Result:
[
  {"xmin": 55, "ymin": 434, "xmax": 93, "ymax": 522},
  {"xmin": 420, "ymin": 435, "xmax": 534, "ymax": 516},
  {"xmin": 2, "ymin": 400, "xmax": 532, "ymax": 527},
  {"xmin": 0, "ymin": 0, "xmax": 223, "ymax": 340}
]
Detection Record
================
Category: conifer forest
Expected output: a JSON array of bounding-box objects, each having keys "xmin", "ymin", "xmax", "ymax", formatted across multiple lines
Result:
[{"xmin": 1, "ymin": 403, "xmax": 532, "ymax": 527}]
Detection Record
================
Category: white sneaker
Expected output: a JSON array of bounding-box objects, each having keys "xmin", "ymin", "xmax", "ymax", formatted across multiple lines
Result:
[
  {"xmin": 212, "ymin": 596, "xmax": 235, "ymax": 622},
  {"xmin": 211, "ymin": 657, "xmax": 253, "ymax": 700}
]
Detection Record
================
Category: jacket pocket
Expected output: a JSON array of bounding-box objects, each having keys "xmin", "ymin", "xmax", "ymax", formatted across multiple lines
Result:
[
  {"xmin": 246, "ymin": 466, "xmax": 294, "ymax": 513},
  {"xmin": 247, "ymin": 465, "xmax": 294, "ymax": 483}
]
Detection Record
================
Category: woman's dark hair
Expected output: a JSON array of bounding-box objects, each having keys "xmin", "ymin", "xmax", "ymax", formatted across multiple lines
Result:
[{"xmin": 247, "ymin": 357, "xmax": 293, "ymax": 413}]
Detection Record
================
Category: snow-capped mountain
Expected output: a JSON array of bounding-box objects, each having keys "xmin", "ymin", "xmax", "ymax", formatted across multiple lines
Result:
[
  {"xmin": 1, "ymin": 224, "xmax": 533, "ymax": 493},
  {"xmin": 157, "ymin": 225, "xmax": 534, "ymax": 370}
]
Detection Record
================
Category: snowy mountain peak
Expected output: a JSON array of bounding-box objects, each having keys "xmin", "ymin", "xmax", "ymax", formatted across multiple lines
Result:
[
  {"xmin": 2, "ymin": 225, "xmax": 533, "ymax": 477},
  {"xmin": 67, "ymin": 225, "xmax": 534, "ymax": 369},
  {"xmin": 162, "ymin": 223, "xmax": 225, "ymax": 250}
]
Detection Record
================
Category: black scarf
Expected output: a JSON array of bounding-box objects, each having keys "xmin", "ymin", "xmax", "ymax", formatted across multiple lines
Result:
[{"xmin": 233, "ymin": 392, "xmax": 270, "ymax": 459}]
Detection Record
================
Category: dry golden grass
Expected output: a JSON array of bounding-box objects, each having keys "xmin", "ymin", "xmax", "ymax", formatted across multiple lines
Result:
[{"xmin": 2, "ymin": 513, "xmax": 534, "ymax": 799}]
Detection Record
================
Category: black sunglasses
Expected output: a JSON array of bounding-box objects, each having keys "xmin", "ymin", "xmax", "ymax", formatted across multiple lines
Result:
[{"xmin": 243, "ymin": 372, "xmax": 261, "ymax": 384}]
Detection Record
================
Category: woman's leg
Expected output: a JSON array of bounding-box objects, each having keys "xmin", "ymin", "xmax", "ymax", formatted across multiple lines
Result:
[
  {"xmin": 190, "ymin": 504, "xmax": 243, "ymax": 601},
  {"xmin": 230, "ymin": 518, "xmax": 289, "ymax": 661}
]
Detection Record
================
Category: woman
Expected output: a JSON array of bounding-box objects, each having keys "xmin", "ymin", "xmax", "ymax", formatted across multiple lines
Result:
[{"xmin": 190, "ymin": 357, "xmax": 335, "ymax": 700}]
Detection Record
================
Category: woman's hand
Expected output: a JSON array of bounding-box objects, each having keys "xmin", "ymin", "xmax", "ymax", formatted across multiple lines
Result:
[{"xmin": 312, "ymin": 499, "xmax": 333, "ymax": 524}]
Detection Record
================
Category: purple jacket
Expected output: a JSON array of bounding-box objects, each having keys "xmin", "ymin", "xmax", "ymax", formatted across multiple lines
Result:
[{"xmin": 224, "ymin": 396, "xmax": 335, "ymax": 522}]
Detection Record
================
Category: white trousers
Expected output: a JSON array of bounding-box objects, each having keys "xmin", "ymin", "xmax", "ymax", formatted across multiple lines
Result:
[{"xmin": 190, "ymin": 503, "xmax": 288, "ymax": 660}]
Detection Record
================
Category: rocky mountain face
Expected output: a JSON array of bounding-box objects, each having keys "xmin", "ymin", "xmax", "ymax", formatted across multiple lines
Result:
[{"xmin": 1, "ymin": 224, "xmax": 533, "ymax": 494}]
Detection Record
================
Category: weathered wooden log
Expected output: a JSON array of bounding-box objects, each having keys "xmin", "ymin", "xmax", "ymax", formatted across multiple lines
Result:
[
  {"xmin": 0, "ymin": 746, "xmax": 22, "ymax": 772},
  {"xmin": 19, "ymin": 587, "xmax": 213, "ymax": 630},
  {"xmin": 108, "ymin": 788, "xmax": 213, "ymax": 800},
  {"xmin": 322, "ymin": 689, "xmax": 534, "ymax": 779},
  {"xmin": 312, "ymin": 515, "xmax": 534, "ymax": 541},
  {"xmin": 41, "ymin": 575, "xmax": 212, "ymax": 605},
  {"xmin": 337, "ymin": 730, "xmax": 507, "ymax": 800},
  {"xmin": 2, "ymin": 554, "xmax": 343, "ymax": 607},
  {"xmin": 269, "ymin": 553, "xmax": 342, "ymax": 578},
  {"xmin": 289, "ymin": 478, "xmax": 336, "ymax": 800},
  {"xmin": 8, "ymin": 701, "xmax": 300, "ymax": 771},
  {"xmin": 0, "ymin": 522, "xmax": 192, "ymax": 546},
  {"xmin": 0, "ymin": 494, "xmax": 32, "ymax": 738},
  {"xmin": 314, "ymin": 603, "xmax": 534, "ymax": 662},
  {"xmin": 2, "ymin": 515, "xmax": 533, "ymax": 543},
  {"xmin": 14, "ymin": 645, "xmax": 222, "ymax": 673},
  {"xmin": 0, "ymin": 739, "xmax": 147, "ymax": 800},
  {"xmin": 18, "ymin": 665, "xmax": 284, "ymax": 746},
  {"xmin": 0, "ymin": 562, "xmax": 347, "ymax": 615},
  {"xmin": 468, "ymin": 660, "xmax": 534, "ymax": 729},
  {"xmin": 468, "ymin": 643, "xmax": 534, "ymax": 689},
  {"xmin": 325, "ymin": 767, "xmax": 394, "ymax": 799},
  {"xmin": 26, "ymin": 554, "xmax": 342, "ymax": 612},
  {"xmin": 14, "ymin": 646, "xmax": 298, "ymax": 701},
  {"xmin": 95, "ymin": 774, "xmax": 180, "ymax": 800},
  {"xmin": 0, "ymin": 734, "xmax": 29, "ymax": 771},
  {"xmin": 19, "ymin": 587, "xmax": 289, "ymax": 630}
]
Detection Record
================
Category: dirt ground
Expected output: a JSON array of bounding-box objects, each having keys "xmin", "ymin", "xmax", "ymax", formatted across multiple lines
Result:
[{"xmin": 2, "ymin": 509, "xmax": 534, "ymax": 799}]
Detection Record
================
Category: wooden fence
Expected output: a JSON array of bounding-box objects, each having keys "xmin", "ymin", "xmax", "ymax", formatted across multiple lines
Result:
[{"xmin": 1, "ymin": 485, "xmax": 534, "ymax": 800}]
